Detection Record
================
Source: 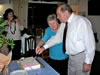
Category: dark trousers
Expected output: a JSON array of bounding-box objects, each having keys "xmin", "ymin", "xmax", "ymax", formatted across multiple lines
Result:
[
  {"xmin": 12, "ymin": 40, "xmax": 21, "ymax": 60},
  {"xmin": 49, "ymin": 58, "xmax": 68, "ymax": 75}
]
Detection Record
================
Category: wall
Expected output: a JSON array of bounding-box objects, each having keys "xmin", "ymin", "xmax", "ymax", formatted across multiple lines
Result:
[
  {"xmin": 88, "ymin": 16, "xmax": 100, "ymax": 51},
  {"xmin": 0, "ymin": 0, "xmax": 13, "ymax": 16},
  {"xmin": 0, "ymin": 4, "xmax": 13, "ymax": 16},
  {"xmin": 79, "ymin": 0, "xmax": 100, "ymax": 51},
  {"xmin": 12, "ymin": 0, "xmax": 28, "ymax": 28},
  {"xmin": 0, "ymin": 0, "xmax": 9, "ymax": 4},
  {"xmin": 68, "ymin": 0, "xmax": 100, "ymax": 51}
]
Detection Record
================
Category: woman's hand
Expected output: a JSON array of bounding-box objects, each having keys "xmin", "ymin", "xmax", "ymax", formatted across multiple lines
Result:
[
  {"xmin": 8, "ymin": 17, "xmax": 13, "ymax": 24},
  {"xmin": 15, "ymin": 18, "xmax": 22, "ymax": 26},
  {"xmin": 36, "ymin": 46, "xmax": 45, "ymax": 55}
]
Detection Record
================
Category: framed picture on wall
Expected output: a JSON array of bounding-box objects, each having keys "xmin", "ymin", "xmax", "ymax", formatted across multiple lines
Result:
[{"xmin": 88, "ymin": 0, "xmax": 100, "ymax": 15}]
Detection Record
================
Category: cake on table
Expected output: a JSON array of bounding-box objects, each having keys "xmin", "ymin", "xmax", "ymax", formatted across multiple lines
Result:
[{"xmin": 18, "ymin": 57, "xmax": 41, "ymax": 71}]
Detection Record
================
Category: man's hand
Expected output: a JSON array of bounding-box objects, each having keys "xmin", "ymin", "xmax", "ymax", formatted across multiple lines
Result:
[
  {"xmin": 83, "ymin": 63, "xmax": 91, "ymax": 72},
  {"xmin": 35, "ymin": 47, "xmax": 45, "ymax": 55}
]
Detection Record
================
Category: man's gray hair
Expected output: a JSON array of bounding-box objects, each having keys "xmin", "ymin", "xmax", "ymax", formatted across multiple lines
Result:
[
  {"xmin": 59, "ymin": 3, "xmax": 73, "ymax": 14},
  {"xmin": 47, "ymin": 14, "xmax": 58, "ymax": 22}
]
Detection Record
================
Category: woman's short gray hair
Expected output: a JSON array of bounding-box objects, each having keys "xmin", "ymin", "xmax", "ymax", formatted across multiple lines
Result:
[{"xmin": 47, "ymin": 14, "xmax": 58, "ymax": 22}]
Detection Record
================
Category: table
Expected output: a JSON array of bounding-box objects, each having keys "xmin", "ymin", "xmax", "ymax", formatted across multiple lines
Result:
[{"xmin": 7, "ymin": 57, "xmax": 60, "ymax": 75}]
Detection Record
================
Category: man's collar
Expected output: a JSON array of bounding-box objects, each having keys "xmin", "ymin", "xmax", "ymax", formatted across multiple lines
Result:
[{"xmin": 67, "ymin": 13, "xmax": 75, "ymax": 23}]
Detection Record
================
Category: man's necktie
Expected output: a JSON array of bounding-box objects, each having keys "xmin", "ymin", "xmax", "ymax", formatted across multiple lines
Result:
[{"xmin": 63, "ymin": 22, "xmax": 68, "ymax": 53}]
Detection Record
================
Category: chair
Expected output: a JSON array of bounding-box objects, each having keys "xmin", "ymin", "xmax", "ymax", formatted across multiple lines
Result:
[
  {"xmin": 10, "ymin": 70, "xmax": 28, "ymax": 75},
  {"xmin": 24, "ymin": 35, "xmax": 36, "ymax": 57}
]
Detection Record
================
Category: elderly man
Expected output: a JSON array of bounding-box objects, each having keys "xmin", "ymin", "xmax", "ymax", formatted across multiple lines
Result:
[{"xmin": 36, "ymin": 3, "xmax": 95, "ymax": 75}]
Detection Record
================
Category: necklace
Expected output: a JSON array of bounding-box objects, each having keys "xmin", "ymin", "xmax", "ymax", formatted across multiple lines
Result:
[{"xmin": 10, "ymin": 22, "xmax": 16, "ymax": 35}]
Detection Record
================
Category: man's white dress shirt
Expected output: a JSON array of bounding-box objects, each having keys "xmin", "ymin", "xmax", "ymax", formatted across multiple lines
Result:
[{"xmin": 44, "ymin": 13, "xmax": 95, "ymax": 64}]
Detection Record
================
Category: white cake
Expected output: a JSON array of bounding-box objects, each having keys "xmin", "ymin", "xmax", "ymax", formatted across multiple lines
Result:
[{"xmin": 19, "ymin": 57, "xmax": 40, "ymax": 70}]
